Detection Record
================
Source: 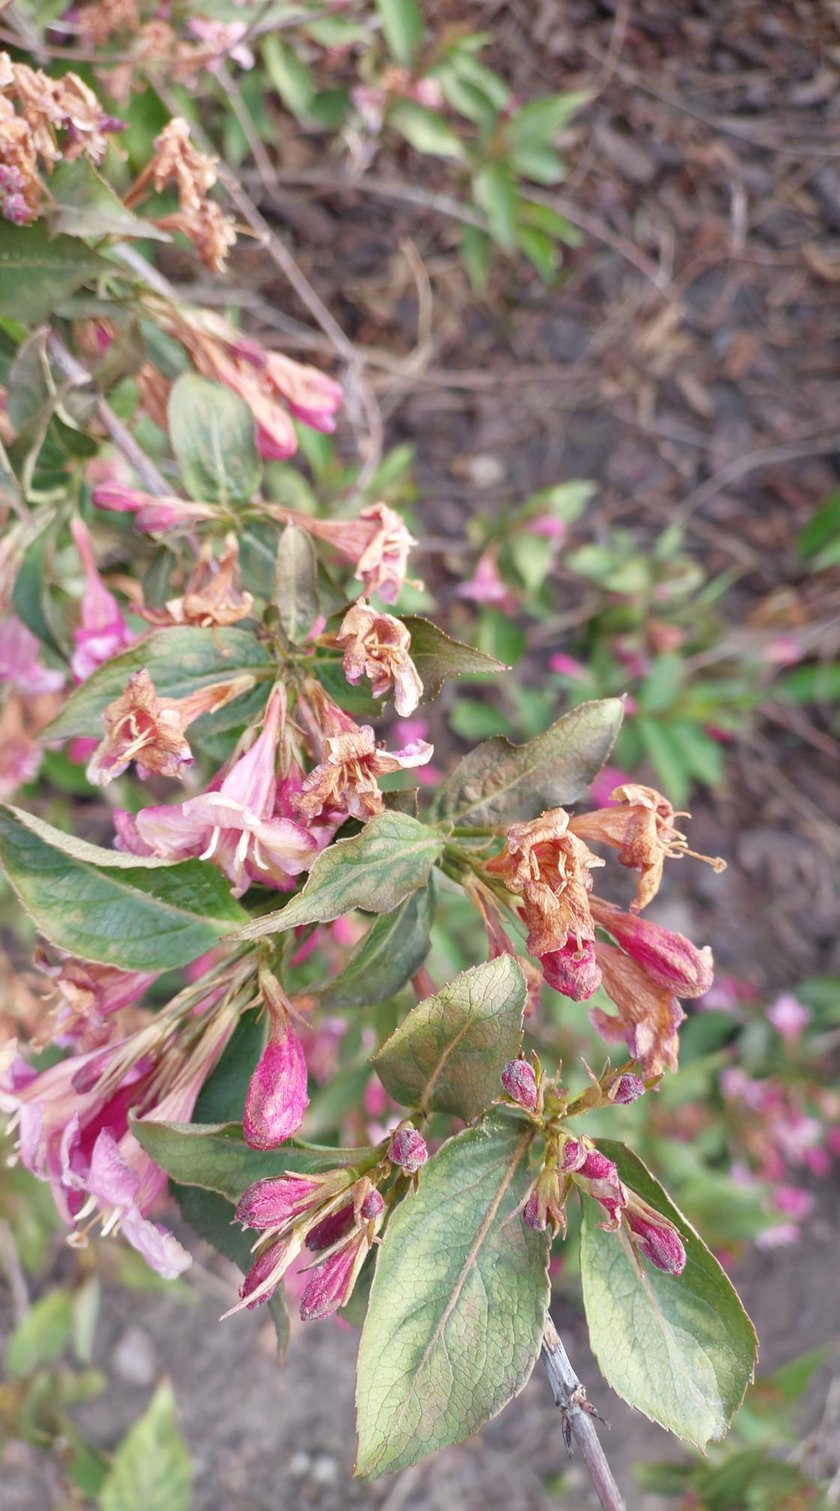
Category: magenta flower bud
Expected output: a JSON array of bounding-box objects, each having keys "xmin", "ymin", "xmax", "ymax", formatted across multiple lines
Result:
[
  {"xmin": 558, "ymin": 1138, "xmax": 587, "ymax": 1172},
  {"xmin": 243, "ymin": 1023, "xmax": 309, "ymax": 1149},
  {"xmin": 360, "ymin": 1189, "xmax": 385, "ymax": 1220},
  {"xmin": 239, "ymin": 1239, "xmax": 287, "ymax": 1310},
  {"xmin": 591, "ymin": 901, "xmax": 713, "ymax": 999},
  {"xmin": 523, "ymin": 1191, "xmax": 545, "ymax": 1231},
  {"xmin": 500, "ymin": 1059, "xmax": 538, "ymax": 1111},
  {"xmin": 388, "ymin": 1126, "xmax": 428, "ymax": 1174},
  {"xmin": 3, "ymin": 193, "xmax": 30, "ymax": 226},
  {"xmin": 578, "ymin": 1150, "xmax": 616, "ymax": 1181},
  {"xmin": 235, "ymin": 1174, "xmax": 320, "ymax": 1230},
  {"xmin": 612, "ymin": 1072, "xmax": 645, "ymax": 1105},
  {"xmin": 541, "ymin": 940, "xmax": 603, "ymax": 1001},
  {"xmin": 299, "ymin": 1234, "xmax": 366, "ymax": 1322},
  {"xmin": 305, "ymin": 1202, "xmax": 355, "ymax": 1252},
  {"xmin": 626, "ymin": 1210, "xmax": 686, "ymax": 1274}
]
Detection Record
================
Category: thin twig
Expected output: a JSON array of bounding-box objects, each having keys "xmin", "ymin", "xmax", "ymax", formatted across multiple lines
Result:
[
  {"xmin": 0, "ymin": 1218, "xmax": 30, "ymax": 1321},
  {"xmin": 674, "ymin": 437, "xmax": 840, "ymax": 523},
  {"xmin": 47, "ymin": 333, "xmax": 169, "ymax": 497},
  {"xmin": 542, "ymin": 1317, "xmax": 626, "ymax": 1511}
]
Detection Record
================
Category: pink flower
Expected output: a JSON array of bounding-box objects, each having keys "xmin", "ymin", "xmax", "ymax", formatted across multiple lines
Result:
[
  {"xmin": 755, "ymin": 1222, "xmax": 800, "ymax": 1249},
  {"xmin": 299, "ymin": 1231, "xmax": 369, "ymax": 1321},
  {"xmin": 774, "ymin": 1184, "xmax": 814, "ymax": 1220},
  {"xmin": 69, "ymin": 518, "xmax": 134, "ymax": 680},
  {"xmin": 541, "ymin": 939, "xmax": 602, "ymax": 1000},
  {"xmin": 93, "ymin": 483, "xmax": 217, "ymax": 534},
  {"xmin": 243, "ymin": 1018, "xmax": 310, "ymax": 1149},
  {"xmin": 588, "ymin": 764, "xmax": 633, "ymax": 809},
  {"xmin": 0, "ymin": 617, "xmax": 64, "ymax": 695},
  {"xmin": 36, "ymin": 953, "xmax": 157, "ymax": 1050},
  {"xmin": 624, "ymin": 1204, "xmax": 686, "ymax": 1273},
  {"xmin": 457, "ymin": 550, "xmax": 515, "ymax": 611},
  {"xmin": 591, "ymin": 899, "xmax": 714, "ymax": 998},
  {"xmin": 336, "ymin": 601, "xmax": 423, "ymax": 717},
  {"xmin": 235, "ymin": 1174, "xmax": 322, "ymax": 1230},
  {"xmin": 263, "ymin": 352, "xmax": 342, "ymax": 433},
  {"xmin": 548, "ymin": 653, "xmax": 591, "ymax": 682},
  {"xmin": 187, "ymin": 18, "xmax": 255, "ymax": 71},
  {"xmin": 767, "ymin": 993, "xmax": 811, "ymax": 1043},
  {"xmin": 132, "ymin": 687, "xmax": 318, "ymax": 896},
  {"xmin": 286, "ymin": 503, "xmax": 416, "ymax": 604}
]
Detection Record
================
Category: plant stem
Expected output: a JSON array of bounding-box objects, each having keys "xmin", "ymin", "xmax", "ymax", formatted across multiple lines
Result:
[
  {"xmin": 46, "ymin": 333, "xmax": 169, "ymax": 497},
  {"xmin": 542, "ymin": 1316, "xmax": 626, "ymax": 1511}
]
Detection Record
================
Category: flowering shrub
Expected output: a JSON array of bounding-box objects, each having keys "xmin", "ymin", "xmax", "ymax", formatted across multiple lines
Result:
[{"xmin": 0, "ymin": 15, "xmax": 760, "ymax": 1500}]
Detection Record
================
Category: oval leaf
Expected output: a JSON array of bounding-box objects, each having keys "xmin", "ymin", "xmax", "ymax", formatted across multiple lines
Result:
[
  {"xmin": 580, "ymin": 1140, "xmax": 757, "ymax": 1451},
  {"xmin": 46, "ymin": 626, "xmax": 271, "ymax": 740},
  {"xmin": 131, "ymin": 1119, "xmax": 369, "ymax": 1202},
  {"xmin": 0, "ymin": 804, "xmax": 246, "ymax": 970},
  {"xmin": 168, "ymin": 373, "xmax": 262, "ymax": 506},
  {"xmin": 355, "ymin": 1114, "xmax": 549, "ymax": 1477},
  {"xmin": 432, "ymin": 697, "xmax": 624, "ymax": 825},
  {"xmin": 374, "ymin": 956, "xmax": 526, "ymax": 1119},
  {"xmin": 313, "ymin": 879, "xmax": 436, "ymax": 1012},
  {"xmin": 275, "ymin": 524, "xmax": 319, "ymax": 643},
  {"xmin": 402, "ymin": 616, "xmax": 506, "ymax": 700},
  {"xmin": 99, "ymin": 1380, "xmax": 192, "ymax": 1511},
  {"xmin": 235, "ymin": 812, "xmax": 443, "ymax": 941}
]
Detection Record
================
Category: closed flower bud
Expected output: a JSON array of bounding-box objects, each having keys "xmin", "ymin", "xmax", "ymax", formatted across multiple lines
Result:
[
  {"xmin": 305, "ymin": 1202, "xmax": 355, "ymax": 1252},
  {"xmin": 523, "ymin": 1191, "xmax": 546, "ymax": 1231},
  {"xmin": 558, "ymin": 1137, "xmax": 587, "ymax": 1172},
  {"xmin": 591, "ymin": 899, "xmax": 713, "ymax": 999},
  {"xmin": 243, "ymin": 1021, "xmax": 309, "ymax": 1150},
  {"xmin": 388, "ymin": 1125, "xmax": 428, "ymax": 1174},
  {"xmin": 235, "ymin": 1174, "xmax": 320, "ymax": 1230},
  {"xmin": 361, "ymin": 1189, "xmax": 385, "ymax": 1220},
  {"xmin": 500, "ymin": 1059, "xmax": 538, "ymax": 1112},
  {"xmin": 541, "ymin": 940, "xmax": 603, "ymax": 1001},
  {"xmin": 612, "ymin": 1072, "xmax": 645, "ymax": 1105},
  {"xmin": 625, "ymin": 1207, "xmax": 686, "ymax": 1274}
]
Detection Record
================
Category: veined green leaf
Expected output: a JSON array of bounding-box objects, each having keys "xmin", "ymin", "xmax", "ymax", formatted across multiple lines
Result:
[
  {"xmin": 169, "ymin": 373, "xmax": 262, "ymax": 507},
  {"xmin": 313, "ymin": 879, "xmax": 436, "ymax": 1012},
  {"xmin": 0, "ymin": 221, "xmax": 107, "ymax": 324},
  {"xmin": 132, "ymin": 1119, "xmax": 370, "ymax": 1203}
]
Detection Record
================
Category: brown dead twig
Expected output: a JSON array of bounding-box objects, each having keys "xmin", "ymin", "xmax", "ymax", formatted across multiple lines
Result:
[{"xmin": 542, "ymin": 1317, "xmax": 626, "ymax": 1511}]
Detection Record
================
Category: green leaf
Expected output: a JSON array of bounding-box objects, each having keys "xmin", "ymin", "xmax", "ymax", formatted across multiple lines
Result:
[
  {"xmin": 460, "ymin": 224, "xmax": 493, "ymax": 290},
  {"xmin": 192, "ymin": 1009, "xmax": 263, "ymax": 1124},
  {"xmin": 505, "ymin": 92, "xmax": 588, "ymax": 150},
  {"xmin": 0, "ymin": 221, "xmax": 107, "ymax": 324},
  {"xmin": 374, "ymin": 956, "xmax": 526, "ymax": 1119},
  {"xmin": 6, "ymin": 1289, "xmax": 74, "ymax": 1377},
  {"xmin": 375, "ymin": 0, "xmax": 423, "ymax": 65},
  {"xmin": 0, "ymin": 803, "xmax": 247, "ymax": 970},
  {"xmin": 168, "ymin": 374, "xmax": 262, "ymax": 506},
  {"xmin": 49, "ymin": 159, "xmax": 170, "ymax": 242},
  {"xmin": 261, "ymin": 34, "xmax": 315, "ymax": 119},
  {"xmin": 46, "ymin": 626, "xmax": 271, "ymax": 740},
  {"xmin": 275, "ymin": 524, "xmax": 319, "ymax": 643},
  {"xmin": 432, "ymin": 697, "xmax": 624, "ymax": 825},
  {"xmin": 235, "ymin": 813, "xmax": 444, "ymax": 941},
  {"xmin": 355, "ymin": 1114, "xmax": 549, "ymax": 1477},
  {"xmin": 507, "ymin": 143, "xmax": 565, "ymax": 185},
  {"xmin": 516, "ymin": 225, "xmax": 558, "ymax": 280},
  {"xmin": 313, "ymin": 879, "xmax": 436, "ymax": 1011},
  {"xmin": 402, "ymin": 615, "xmax": 506, "ymax": 699},
  {"xmin": 472, "ymin": 164, "xmax": 518, "ymax": 253},
  {"xmin": 132, "ymin": 1119, "xmax": 368, "ymax": 1203},
  {"xmin": 580, "ymin": 1141, "xmax": 757, "ymax": 1451},
  {"xmin": 389, "ymin": 102, "xmax": 465, "ymax": 160},
  {"xmin": 98, "ymin": 1380, "xmax": 192, "ymax": 1511}
]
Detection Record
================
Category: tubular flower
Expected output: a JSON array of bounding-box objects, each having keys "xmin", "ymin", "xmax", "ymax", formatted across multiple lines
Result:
[
  {"xmin": 92, "ymin": 483, "xmax": 218, "ymax": 534},
  {"xmin": 540, "ymin": 939, "xmax": 603, "ymax": 1001},
  {"xmin": 591, "ymin": 898, "xmax": 713, "ymax": 998},
  {"xmin": 85, "ymin": 667, "xmax": 255, "ymax": 787},
  {"xmin": 142, "ymin": 534, "xmax": 254, "ymax": 628},
  {"xmin": 336, "ymin": 601, "xmax": 423, "ymax": 717},
  {"xmin": 570, "ymin": 784, "xmax": 725, "ymax": 911},
  {"xmin": 131, "ymin": 686, "xmax": 318, "ymax": 897},
  {"xmin": 590, "ymin": 941, "xmax": 685, "ymax": 1078},
  {"xmin": 0, "ymin": 616, "xmax": 64, "ymax": 695},
  {"xmin": 69, "ymin": 518, "xmax": 134, "ymax": 681},
  {"xmin": 486, "ymin": 809, "xmax": 604, "ymax": 959},
  {"xmin": 34, "ymin": 951, "xmax": 157, "ymax": 1051},
  {"xmin": 125, "ymin": 117, "xmax": 236, "ymax": 272},
  {"xmin": 243, "ymin": 976, "xmax": 310, "ymax": 1150},
  {"xmin": 230, "ymin": 1169, "xmax": 381, "ymax": 1319},
  {"xmin": 295, "ymin": 690, "xmax": 433, "ymax": 825},
  {"xmin": 281, "ymin": 502, "xmax": 417, "ymax": 604}
]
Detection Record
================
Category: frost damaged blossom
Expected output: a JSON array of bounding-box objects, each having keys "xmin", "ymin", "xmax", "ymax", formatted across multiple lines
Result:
[
  {"xmin": 487, "ymin": 808, "xmax": 604, "ymax": 960},
  {"xmin": 243, "ymin": 976, "xmax": 309, "ymax": 1150},
  {"xmin": 288, "ymin": 502, "xmax": 417, "ymax": 604},
  {"xmin": 86, "ymin": 667, "xmax": 255, "ymax": 787},
  {"xmin": 0, "ymin": 54, "xmax": 121, "ymax": 223},
  {"xmin": 296, "ymin": 685, "xmax": 433, "ymax": 824},
  {"xmin": 591, "ymin": 898, "xmax": 713, "ymax": 998},
  {"xmin": 570, "ymin": 783, "xmax": 725, "ymax": 911},
  {"xmin": 129, "ymin": 685, "xmax": 318, "ymax": 896},
  {"xmin": 590, "ymin": 942, "xmax": 685, "ymax": 1078},
  {"xmin": 336, "ymin": 601, "xmax": 423, "ymax": 717},
  {"xmin": 141, "ymin": 534, "xmax": 253, "ymax": 629},
  {"xmin": 125, "ymin": 117, "xmax": 236, "ymax": 272},
  {"xmin": 70, "ymin": 518, "xmax": 134, "ymax": 681}
]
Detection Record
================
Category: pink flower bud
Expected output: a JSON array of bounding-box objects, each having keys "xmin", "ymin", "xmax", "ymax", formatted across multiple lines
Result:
[
  {"xmin": 626, "ymin": 1210, "xmax": 686, "ymax": 1274},
  {"xmin": 360, "ymin": 1189, "xmax": 385, "ymax": 1220},
  {"xmin": 239, "ymin": 1239, "xmax": 287, "ymax": 1309},
  {"xmin": 388, "ymin": 1126, "xmax": 428, "ymax": 1174},
  {"xmin": 541, "ymin": 940, "xmax": 603, "ymax": 1001},
  {"xmin": 235, "ymin": 1174, "xmax": 320, "ymax": 1230},
  {"xmin": 305, "ymin": 1202, "xmax": 355, "ymax": 1252},
  {"xmin": 578, "ymin": 1150, "xmax": 615, "ymax": 1181},
  {"xmin": 243, "ymin": 1023, "xmax": 309, "ymax": 1150},
  {"xmin": 299, "ymin": 1234, "xmax": 367, "ymax": 1322},
  {"xmin": 500, "ymin": 1059, "xmax": 538, "ymax": 1111},
  {"xmin": 558, "ymin": 1137, "xmax": 587, "ymax": 1172},
  {"xmin": 612, "ymin": 1073, "xmax": 645, "ymax": 1105},
  {"xmin": 523, "ymin": 1191, "xmax": 545, "ymax": 1230},
  {"xmin": 591, "ymin": 900, "xmax": 713, "ymax": 999}
]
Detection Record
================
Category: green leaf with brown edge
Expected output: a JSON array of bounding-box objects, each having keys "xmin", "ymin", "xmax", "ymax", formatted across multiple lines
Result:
[
  {"xmin": 402, "ymin": 616, "xmax": 507, "ymax": 701},
  {"xmin": 0, "ymin": 220, "xmax": 107, "ymax": 325},
  {"xmin": 312, "ymin": 878, "xmax": 436, "ymax": 1012},
  {"xmin": 49, "ymin": 159, "xmax": 170, "ymax": 242},
  {"xmin": 0, "ymin": 804, "xmax": 246, "ymax": 970},
  {"xmin": 131, "ymin": 1119, "xmax": 371, "ymax": 1203},
  {"xmin": 431, "ymin": 697, "xmax": 624, "ymax": 826},
  {"xmin": 234, "ymin": 812, "xmax": 443, "ymax": 941},
  {"xmin": 275, "ymin": 524, "xmax": 319, "ymax": 643},
  {"xmin": 355, "ymin": 1113, "xmax": 549, "ymax": 1478},
  {"xmin": 373, "ymin": 956, "xmax": 526, "ymax": 1119},
  {"xmin": 168, "ymin": 373, "xmax": 262, "ymax": 507},
  {"xmin": 580, "ymin": 1140, "xmax": 757, "ymax": 1451},
  {"xmin": 46, "ymin": 625, "xmax": 272, "ymax": 740}
]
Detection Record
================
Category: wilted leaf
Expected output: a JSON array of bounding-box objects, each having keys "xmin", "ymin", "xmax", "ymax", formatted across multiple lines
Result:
[
  {"xmin": 374, "ymin": 956, "xmax": 525, "ymax": 1119},
  {"xmin": 275, "ymin": 524, "xmax": 319, "ymax": 643},
  {"xmin": 432, "ymin": 697, "xmax": 623, "ymax": 825},
  {"xmin": 355, "ymin": 1114, "xmax": 548, "ymax": 1477},
  {"xmin": 580, "ymin": 1141, "xmax": 757, "ymax": 1451},
  {"xmin": 168, "ymin": 374, "xmax": 262, "ymax": 506}
]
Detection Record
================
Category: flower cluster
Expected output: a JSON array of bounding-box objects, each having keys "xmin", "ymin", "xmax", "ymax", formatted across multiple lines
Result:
[
  {"xmin": 0, "ymin": 52, "xmax": 122, "ymax": 223},
  {"xmin": 125, "ymin": 117, "xmax": 236, "ymax": 271}
]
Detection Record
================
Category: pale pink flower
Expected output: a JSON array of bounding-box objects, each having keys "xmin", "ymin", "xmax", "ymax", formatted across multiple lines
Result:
[
  {"xmin": 263, "ymin": 352, "xmax": 342, "ymax": 433},
  {"xmin": 548, "ymin": 653, "xmax": 591, "ymax": 682},
  {"xmin": 767, "ymin": 993, "xmax": 811, "ymax": 1043},
  {"xmin": 336, "ymin": 600, "xmax": 422, "ymax": 716},
  {"xmin": 36, "ymin": 952, "xmax": 157, "ymax": 1049},
  {"xmin": 774, "ymin": 1184, "xmax": 814, "ymax": 1220},
  {"xmin": 132, "ymin": 686, "xmax": 318, "ymax": 896},
  {"xmin": 287, "ymin": 503, "xmax": 417, "ymax": 604},
  {"xmin": 93, "ymin": 483, "xmax": 218, "ymax": 534},
  {"xmin": 0, "ymin": 616, "xmax": 64, "ymax": 695},
  {"xmin": 588, "ymin": 764, "xmax": 633, "ymax": 809},
  {"xmin": 187, "ymin": 18, "xmax": 255, "ymax": 71},
  {"xmin": 457, "ymin": 550, "xmax": 515, "ymax": 611},
  {"xmin": 69, "ymin": 518, "xmax": 134, "ymax": 681},
  {"xmin": 591, "ymin": 899, "xmax": 714, "ymax": 998}
]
